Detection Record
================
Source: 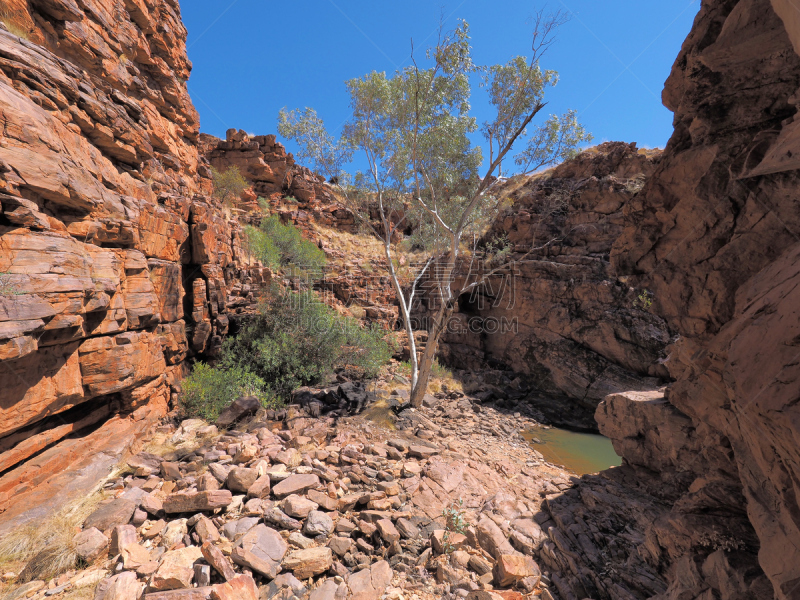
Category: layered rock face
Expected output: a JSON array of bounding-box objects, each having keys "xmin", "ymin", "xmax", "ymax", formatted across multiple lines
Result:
[
  {"xmin": 537, "ymin": 1, "xmax": 800, "ymax": 598},
  {"xmin": 203, "ymin": 130, "xmax": 360, "ymax": 233},
  {"xmin": 438, "ymin": 143, "xmax": 672, "ymax": 428},
  {"xmin": 0, "ymin": 2, "xmax": 264, "ymax": 526}
]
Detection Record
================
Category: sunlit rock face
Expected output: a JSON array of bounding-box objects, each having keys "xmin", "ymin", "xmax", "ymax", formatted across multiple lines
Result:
[
  {"xmin": 612, "ymin": 0, "xmax": 800, "ymax": 595},
  {"xmin": 455, "ymin": 0, "xmax": 800, "ymax": 597},
  {"xmin": 434, "ymin": 142, "xmax": 672, "ymax": 429},
  {"xmin": 0, "ymin": 1, "xmax": 267, "ymax": 526}
]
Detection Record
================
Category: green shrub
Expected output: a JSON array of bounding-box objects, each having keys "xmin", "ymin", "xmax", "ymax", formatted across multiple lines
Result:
[
  {"xmin": 260, "ymin": 215, "xmax": 326, "ymax": 273},
  {"xmin": 220, "ymin": 284, "xmax": 392, "ymax": 399},
  {"xmin": 243, "ymin": 216, "xmax": 326, "ymax": 279},
  {"xmin": 242, "ymin": 225, "xmax": 281, "ymax": 270},
  {"xmin": 211, "ymin": 165, "xmax": 248, "ymax": 204},
  {"xmin": 181, "ymin": 363, "xmax": 277, "ymax": 421}
]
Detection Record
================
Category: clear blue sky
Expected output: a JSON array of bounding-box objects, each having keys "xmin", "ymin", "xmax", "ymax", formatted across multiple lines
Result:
[{"xmin": 182, "ymin": 1, "xmax": 699, "ymax": 170}]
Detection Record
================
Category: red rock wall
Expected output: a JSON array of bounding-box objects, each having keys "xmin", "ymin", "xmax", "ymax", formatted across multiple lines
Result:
[
  {"xmin": 0, "ymin": 1, "xmax": 264, "ymax": 524},
  {"xmin": 435, "ymin": 143, "xmax": 673, "ymax": 429},
  {"xmin": 535, "ymin": 1, "xmax": 800, "ymax": 598}
]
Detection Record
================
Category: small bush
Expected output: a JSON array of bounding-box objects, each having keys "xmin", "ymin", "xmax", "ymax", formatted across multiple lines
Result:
[
  {"xmin": 181, "ymin": 363, "xmax": 276, "ymax": 421},
  {"xmin": 243, "ymin": 225, "xmax": 281, "ymax": 270},
  {"xmin": 211, "ymin": 165, "xmax": 248, "ymax": 204},
  {"xmin": 260, "ymin": 215, "xmax": 326, "ymax": 273},
  {"xmin": 220, "ymin": 285, "xmax": 392, "ymax": 399},
  {"xmin": 243, "ymin": 217, "xmax": 326, "ymax": 278},
  {"xmin": 0, "ymin": 273, "xmax": 23, "ymax": 296}
]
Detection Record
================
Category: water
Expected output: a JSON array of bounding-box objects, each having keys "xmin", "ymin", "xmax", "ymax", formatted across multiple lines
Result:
[{"xmin": 523, "ymin": 427, "xmax": 622, "ymax": 475}]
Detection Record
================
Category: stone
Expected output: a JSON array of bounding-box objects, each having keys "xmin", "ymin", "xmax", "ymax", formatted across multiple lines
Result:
[
  {"xmin": 110, "ymin": 525, "xmax": 137, "ymax": 555},
  {"xmin": 222, "ymin": 517, "xmax": 258, "ymax": 541},
  {"xmin": 230, "ymin": 547, "xmax": 277, "ymax": 580},
  {"xmin": 272, "ymin": 474, "xmax": 320, "ymax": 498},
  {"xmin": 282, "ymin": 547, "xmax": 333, "ymax": 579},
  {"xmin": 233, "ymin": 524, "xmax": 287, "ymax": 577},
  {"xmin": 84, "ymin": 499, "xmax": 136, "ymax": 532},
  {"xmin": 226, "ymin": 468, "xmax": 258, "ymax": 493},
  {"xmin": 163, "ymin": 491, "xmax": 232, "ymax": 513},
  {"xmin": 282, "ymin": 494, "xmax": 318, "ymax": 519},
  {"xmin": 216, "ymin": 397, "xmax": 261, "ymax": 427},
  {"xmin": 161, "ymin": 520, "xmax": 188, "ymax": 549},
  {"xmin": 144, "ymin": 590, "xmax": 213, "ymax": 600},
  {"xmin": 141, "ymin": 495, "xmax": 164, "ymax": 516},
  {"xmin": 431, "ymin": 530, "xmax": 467, "ymax": 554},
  {"xmin": 201, "ymin": 542, "xmax": 236, "ymax": 581},
  {"xmin": 408, "ymin": 445, "xmax": 439, "ymax": 459},
  {"xmin": 210, "ymin": 574, "xmax": 258, "ymax": 600},
  {"xmin": 73, "ymin": 528, "xmax": 108, "ymax": 561},
  {"xmin": 476, "ymin": 518, "xmax": 516, "ymax": 559},
  {"xmin": 346, "ymin": 560, "xmax": 392, "ymax": 600},
  {"xmin": 308, "ymin": 579, "xmax": 339, "ymax": 600},
  {"xmin": 328, "ymin": 537, "xmax": 353, "ymax": 557},
  {"xmin": 246, "ymin": 474, "xmax": 271, "ymax": 499},
  {"xmin": 95, "ymin": 572, "xmax": 143, "ymax": 600},
  {"xmin": 376, "ymin": 519, "xmax": 400, "ymax": 544},
  {"xmin": 395, "ymin": 518, "xmax": 420, "ymax": 539},
  {"xmin": 468, "ymin": 555, "xmax": 493, "ymax": 576},
  {"xmin": 150, "ymin": 546, "xmax": 203, "ymax": 591},
  {"xmin": 193, "ymin": 565, "xmax": 211, "ymax": 587},
  {"xmin": 303, "ymin": 510, "xmax": 334, "ymax": 537},
  {"xmin": 493, "ymin": 555, "xmax": 540, "ymax": 587},
  {"xmin": 194, "ymin": 516, "xmax": 220, "ymax": 544},
  {"xmin": 307, "ymin": 488, "xmax": 338, "ymax": 511},
  {"xmin": 288, "ymin": 532, "xmax": 315, "ymax": 549},
  {"xmin": 122, "ymin": 543, "xmax": 155, "ymax": 571}
]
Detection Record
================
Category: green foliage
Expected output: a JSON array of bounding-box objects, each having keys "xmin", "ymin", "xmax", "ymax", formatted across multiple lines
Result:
[
  {"xmin": 514, "ymin": 110, "xmax": 593, "ymax": 174},
  {"xmin": 278, "ymin": 107, "xmax": 352, "ymax": 182},
  {"xmin": 220, "ymin": 285, "xmax": 392, "ymax": 399},
  {"xmin": 441, "ymin": 499, "xmax": 467, "ymax": 554},
  {"xmin": 242, "ymin": 225, "xmax": 281, "ymax": 270},
  {"xmin": 242, "ymin": 216, "xmax": 326, "ymax": 276},
  {"xmin": 278, "ymin": 16, "xmax": 590, "ymax": 254},
  {"xmin": 211, "ymin": 165, "xmax": 248, "ymax": 204},
  {"xmin": 181, "ymin": 363, "xmax": 276, "ymax": 421},
  {"xmin": 634, "ymin": 289, "xmax": 654, "ymax": 310},
  {"xmin": 430, "ymin": 359, "xmax": 453, "ymax": 380},
  {"xmin": 260, "ymin": 215, "xmax": 326, "ymax": 273},
  {"xmin": 483, "ymin": 233, "xmax": 512, "ymax": 265}
]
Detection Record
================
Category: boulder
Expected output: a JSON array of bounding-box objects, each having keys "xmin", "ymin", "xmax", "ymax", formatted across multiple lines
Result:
[{"xmin": 216, "ymin": 397, "xmax": 261, "ymax": 427}]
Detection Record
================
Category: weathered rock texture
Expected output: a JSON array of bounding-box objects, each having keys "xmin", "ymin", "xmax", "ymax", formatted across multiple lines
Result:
[
  {"xmin": 537, "ymin": 1, "xmax": 800, "ymax": 598},
  {"xmin": 0, "ymin": 2, "xmax": 265, "ymax": 526},
  {"xmin": 436, "ymin": 143, "xmax": 672, "ymax": 428}
]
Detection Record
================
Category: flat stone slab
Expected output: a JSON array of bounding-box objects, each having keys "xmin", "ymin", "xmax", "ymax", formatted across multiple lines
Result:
[
  {"xmin": 84, "ymin": 498, "xmax": 136, "ymax": 531},
  {"xmin": 163, "ymin": 490, "xmax": 232, "ymax": 514},
  {"xmin": 271, "ymin": 474, "xmax": 320, "ymax": 498}
]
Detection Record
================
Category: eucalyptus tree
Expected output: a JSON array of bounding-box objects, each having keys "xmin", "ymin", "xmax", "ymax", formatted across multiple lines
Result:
[{"xmin": 278, "ymin": 12, "xmax": 591, "ymax": 407}]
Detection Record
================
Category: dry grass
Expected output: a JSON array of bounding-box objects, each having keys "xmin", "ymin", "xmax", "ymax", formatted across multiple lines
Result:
[
  {"xmin": 312, "ymin": 223, "xmax": 386, "ymax": 261},
  {"xmin": 0, "ymin": 490, "xmax": 107, "ymax": 584},
  {"xmin": 60, "ymin": 587, "xmax": 96, "ymax": 600},
  {"xmin": 0, "ymin": 8, "xmax": 31, "ymax": 40}
]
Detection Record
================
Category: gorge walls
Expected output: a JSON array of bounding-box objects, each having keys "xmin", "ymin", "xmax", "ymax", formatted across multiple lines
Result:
[
  {"xmin": 0, "ymin": 0, "xmax": 266, "ymax": 529},
  {"xmin": 536, "ymin": 1, "xmax": 800, "ymax": 599},
  {"xmin": 438, "ymin": 143, "xmax": 673, "ymax": 429},
  {"xmin": 611, "ymin": 0, "xmax": 800, "ymax": 595}
]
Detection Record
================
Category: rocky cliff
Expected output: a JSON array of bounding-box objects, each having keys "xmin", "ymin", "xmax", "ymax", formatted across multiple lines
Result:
[
  {"xmin": 0, "ymin": 1, "xmax": 267, "ymax": 529},
  {"xmin": 535, "ymin": 1, "xmax": 800, "ymax": 598},
  {"xmin": 437, "ymin": 143, "xmax": 672, "ymax": 429}
]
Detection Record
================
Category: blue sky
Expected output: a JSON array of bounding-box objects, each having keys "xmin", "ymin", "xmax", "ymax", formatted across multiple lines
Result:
[{"xmin": 182, "ymin": 1, "xmax": 700, "ymax": 170}]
